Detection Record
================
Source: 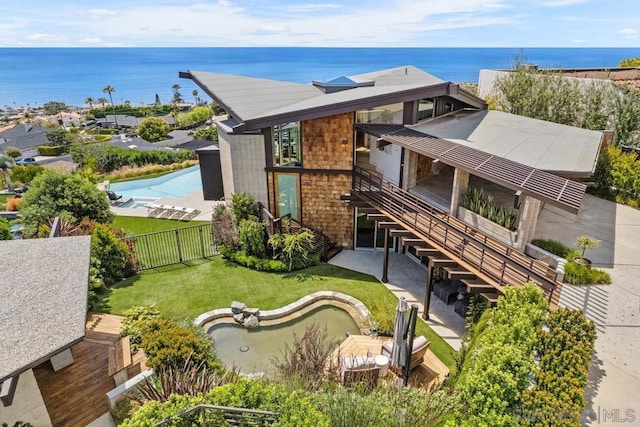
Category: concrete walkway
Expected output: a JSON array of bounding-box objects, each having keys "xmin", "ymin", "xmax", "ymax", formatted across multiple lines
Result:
[
  {"xmin": 329, "ymin": 250, "xmax": 466, "ymax": 350},
  {"xmin": 536, "ymin": 194, "xmax": 640, "ymax": 425}
]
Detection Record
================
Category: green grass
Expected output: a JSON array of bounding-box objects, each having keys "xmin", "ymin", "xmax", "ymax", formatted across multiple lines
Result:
[
  {"xmin": 104, "ymin": 257, "xmax": 457, "ymax": 371},
  {"xmin": 0, "ymin": 194, "xmax": 13, "ymax": 203},
  {"xmin": 113, "ymin": 216, "xmax": 208, "ymax": 235}
]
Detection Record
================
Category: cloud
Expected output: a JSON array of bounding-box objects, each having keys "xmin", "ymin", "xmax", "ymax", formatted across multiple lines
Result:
[
  {"xmin": 253, "ymin": 25, "xmax": 289, "ymax": 35},
  {"xmin": 540, "ymin": 0, "xmax": 588, "ymax": 6},
  {"xmin": 572, "ymin": 38, "xmax": 586, "ymax": 43},
  {"xmin": 25, "ymin": 33, "xmax": 64, "ymax": 43},
  {"xmin": 280, "ymin": 3, "xmax": 342, "ymax": 13},
  {"xmin": 85, "ymin": 8, "xmax": 118, "ymax": 17},
  {"xmin": 78, "ymin": 37, "xmax": 103, "ymax": 44},
  {"xmin": 618, "ymin": 28, "xmax": 638, "ymax": 35}
]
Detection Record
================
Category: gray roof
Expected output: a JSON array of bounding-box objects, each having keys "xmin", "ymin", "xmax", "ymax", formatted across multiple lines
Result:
[
  {"xmin": 409, "ymin": 110, "xmax": 604, "ymax": 176},
  {"xmin": 0, "ymin": 124, "xmax": 49, "ymax": 151},
  {"xmin": 0, "ymin": 236, "xmax": 91, "ymax": 383},
  {"xmin": 183, "ymin": 66, "xmax": 486, "ymax": 132}
]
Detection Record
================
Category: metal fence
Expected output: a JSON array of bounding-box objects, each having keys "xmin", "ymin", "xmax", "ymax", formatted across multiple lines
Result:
[{"xmin": 123, "ymin": 223, "xmax": 217, "ymax": 270}]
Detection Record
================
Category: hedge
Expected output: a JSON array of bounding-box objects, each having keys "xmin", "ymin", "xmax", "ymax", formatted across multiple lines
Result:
[{"xmin": 37, "ymin": 145, "xmax": 66, "ymax": 156}]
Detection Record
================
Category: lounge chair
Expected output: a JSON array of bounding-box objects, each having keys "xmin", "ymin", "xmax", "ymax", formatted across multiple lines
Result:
[
  {"xmin": 107, "ymin": 190, "xmax": 122, "ymax": 201},
  {"xmin": 381, "ymin": 335, "xmax": 430, "ymax": 371},
  {"xmin": 339, "ymin": 355, "xmax": 379, "ymax": 389}
]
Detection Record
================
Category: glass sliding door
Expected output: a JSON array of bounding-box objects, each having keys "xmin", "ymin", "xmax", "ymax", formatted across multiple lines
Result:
[
  {"xmin": 355, "ymin": 208, "xmax": 387, "ymax": 249},
  {"xmin": 275, "ymin": 173, "xmax": 300, "ymax": 220}
]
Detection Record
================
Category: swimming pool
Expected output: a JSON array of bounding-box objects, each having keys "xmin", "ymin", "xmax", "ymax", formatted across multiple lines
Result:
[
  {"xmin": 208, "ymin": 306, "xmax": 359, "ymax": 374},
  {"xmin": 109, "ymin": 166, "xmax": 202, "ymax": 200}
]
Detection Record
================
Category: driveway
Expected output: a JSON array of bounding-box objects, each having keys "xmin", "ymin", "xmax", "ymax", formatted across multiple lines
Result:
[{"xmin": 536, "ymin": 195, "xmax": 640, "ymax": 425}]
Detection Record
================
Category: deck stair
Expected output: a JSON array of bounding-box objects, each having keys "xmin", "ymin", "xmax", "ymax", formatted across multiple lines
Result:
[
  {"xmin": 390, "ymin": 229, "xmax": 415, "ymax": 238},
  {"xmin": 366, "ymin": 213, "xmax": 389, "ymax": 221},
  {"xmin": 401, "ymin": 238, "xmax": 430, "ymax": 247},
  {"xmin": 415, "ymin": 248, "xmax": 441, "ymax": 258},
  {"xmin": 461, "ymin": 279, "xmax": 497, "ymax": 293},
  {"xmin": 443, "ymin": 267, "xmax": 476, "ymax": 280},
  {"xmin": 351, "ymin": 166, "xmax": 561, "ymax": 307},
  {"xmin": 429, "ymin": 258, "xmax": 458, "ymax": 268},
  {"xmin": 480, "ymin": 292, "xmax": 500, "ymax": 304}
]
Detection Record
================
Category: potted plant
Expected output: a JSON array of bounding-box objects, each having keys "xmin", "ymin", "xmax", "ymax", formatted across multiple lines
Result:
[{"xmin": 574, "ymin": 235, "xmax": 601, "ymax": 266}]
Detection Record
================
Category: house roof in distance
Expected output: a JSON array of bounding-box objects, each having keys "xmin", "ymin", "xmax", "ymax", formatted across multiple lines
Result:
[
  {"xmin": 409, "ymin": 109, "xmax": 604, "ymax": 176},
  {"xmin": 0, "ymin": 236, "xmax": 91, "ymax": 383},
  {"xmin": 181, "ymin": 66, "xmax": 486, "ymax": 132}
]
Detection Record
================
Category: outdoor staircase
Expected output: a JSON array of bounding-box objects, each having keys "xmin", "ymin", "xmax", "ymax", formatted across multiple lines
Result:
[{"xmin": 351, "ymin": 166, "xmax": 562, "ymax": 307}]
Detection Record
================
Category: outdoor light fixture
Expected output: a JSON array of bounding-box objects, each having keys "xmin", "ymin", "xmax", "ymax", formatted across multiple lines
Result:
[{"xmin": 341, "ymin": 138, "xmax": 348, "ymax": 144}]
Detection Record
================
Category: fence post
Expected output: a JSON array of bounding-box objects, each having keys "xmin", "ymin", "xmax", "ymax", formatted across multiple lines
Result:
[
  {"xmin": 175, "ymin": 229, "xmax": 183, "ymax": 263},
  {"xmin": 199, "ymin": 225, "xmax": 205, "ymax": 258}
]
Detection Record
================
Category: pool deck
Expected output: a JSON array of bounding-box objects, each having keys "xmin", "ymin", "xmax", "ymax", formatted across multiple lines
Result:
[{"xmin": 110, "ymin": 189, "xmax": 223, "ymax": 222}]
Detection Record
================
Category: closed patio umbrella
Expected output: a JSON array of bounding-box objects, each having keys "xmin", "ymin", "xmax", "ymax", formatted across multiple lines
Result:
[{"xmin": 390, "ymin": 297, "xmax": 409, "ymax": 370}]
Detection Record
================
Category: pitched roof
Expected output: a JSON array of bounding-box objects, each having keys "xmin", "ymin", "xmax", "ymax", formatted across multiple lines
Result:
[
  {"xmin": 182, "ymin": 66, "xmax": 486, "ymax": 131},
  {"xmin": 0, "ymin": 236, "xmax": 91, "ymax": 383},
  {"xmin": 409, "ymin": 109, "xmax": 603, "ymax": 176}
]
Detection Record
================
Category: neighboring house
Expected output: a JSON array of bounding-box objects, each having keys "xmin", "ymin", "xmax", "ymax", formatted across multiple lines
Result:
[
  {"xmin": 42, "ymin": 111, "xmax": 82, "ymax": 128},
  {"xmin": 182, "ymin": 65, "xmax": 605, "ymax": 310},
  {"xmin": 0, "ymin": 236, "xmax": 91, "ymax": 426},
  {"xmin": 0, "ymin": 123, "xmax": 49, "ymax": 152},
  {"xmin": 97, "ymin": 114, "xmax": 177, "ymax": 129}
]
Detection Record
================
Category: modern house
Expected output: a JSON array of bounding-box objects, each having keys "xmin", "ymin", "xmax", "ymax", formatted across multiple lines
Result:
[
  {"xmin": 0, "ymin": 236, "xmax": 91, "ymax": 426},
  {"xmin": 182, "ymin": 65, "xmax": 605, "ymax": 312}
]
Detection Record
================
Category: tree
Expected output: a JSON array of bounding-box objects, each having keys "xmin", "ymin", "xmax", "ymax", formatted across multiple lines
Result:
[
  {"xmin": 194, "ymin": 126, "xmax": 218, "ymax": 141},
  {"xmin": 136, "ymin": 117, "xmax": 170, "ymax": 142},
  {"xmin": 20, "ymin": 170, "xmax": 113, "ymax": 235},
  {"xmin": 85, "ymin": 96, "xmax": 95, "ymax": 109},
  {"xmin": 98, "ymin": 97, "xmax": 108, "ymax": 110},
  {"xmin": 45, "ymin": 127, "xmax": 70, "ymax": 146},
  {"xmin": 102, "ymin": 85, "xmax": 119, "ymax": 129},
  {"xmin": 0, "ymin": 154, "xmax": 15, "ymax": 192},
  {"xmin": 575, "ymin": 235, "xmax": 601, "ymax": 259},
  {"xmin": 192, "ymin": 89, "xmax": 199, "ymax": 105},
  {"xmin": 619, "ymin": 57, "xmax": 640, "ymax": 67},
  {"xmin": 43, "ymin": 101, "xmax": 66, "ymax": 124},
  {"xmin": 171, "ymin": 84, "xmax": 183, "ymax": 104}
]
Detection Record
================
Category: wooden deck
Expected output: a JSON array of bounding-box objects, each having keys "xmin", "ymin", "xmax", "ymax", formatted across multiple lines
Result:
[
  {"xmin": 333, "ymin": 335, "xmax": 449, "ymax": 389},
  {"xmin": 33, "ymin": 313, "xmax": 146, "ymax": 426}
]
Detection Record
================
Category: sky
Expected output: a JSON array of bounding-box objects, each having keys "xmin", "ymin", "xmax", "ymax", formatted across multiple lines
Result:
[{"xmin": 1, "ymin": 0, "xmax": 639, "ymax": 47}]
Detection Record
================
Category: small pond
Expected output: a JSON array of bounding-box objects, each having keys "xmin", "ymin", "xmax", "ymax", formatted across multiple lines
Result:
[{"xmin": 208, "ymin": 305, "xmax": 360, "ymax": 374}]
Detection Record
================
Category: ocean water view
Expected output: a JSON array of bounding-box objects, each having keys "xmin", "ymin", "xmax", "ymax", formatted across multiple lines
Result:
[{"xmin": 1, "ymin": 47, "xmax": 638, "ymax": 108}]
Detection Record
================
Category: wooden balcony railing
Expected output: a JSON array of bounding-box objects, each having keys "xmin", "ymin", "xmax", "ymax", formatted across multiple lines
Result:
[{"xmin": 352, "ymin": 166, "xmax": 559, "ymax": 295}]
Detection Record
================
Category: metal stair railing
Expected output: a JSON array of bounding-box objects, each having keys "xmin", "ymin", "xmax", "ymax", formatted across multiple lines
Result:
[{"xmin": 352, "ymin": 166, "xmax": 558, "ymax": 294}]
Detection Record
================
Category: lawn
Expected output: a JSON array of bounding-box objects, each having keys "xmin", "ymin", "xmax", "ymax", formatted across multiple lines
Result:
[
  {"xmin": 105, "ymin": 257, "xmax": 457, "ymax": 371},
  {"xmin": 113, "ymin": 215, "xmax": 208, "ymax": 235}
]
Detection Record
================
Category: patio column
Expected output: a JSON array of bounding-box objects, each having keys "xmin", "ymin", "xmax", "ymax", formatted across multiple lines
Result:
[
  {"xmin": 422, "ymin": 259, "xmax": 434, "ymax": 320},
  {"xmin": 450, "ymin": 168, "xmax": 470, "ymax": 216},
  {"xmin": 515, "ymin": 195, "xmax": 542, "ymax": 251},
  {"xmin": 382, "ymin": 227, "xmax": 390, "ymax": 283},
  {"xmin": 402, "ymin": 150, "xmax": 418, "ymax": 190}
]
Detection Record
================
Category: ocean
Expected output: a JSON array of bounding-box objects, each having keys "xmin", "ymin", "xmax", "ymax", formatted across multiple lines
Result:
[{"xmin": 1, "ymin": 47, "xmax": 638, "ymax": 108}]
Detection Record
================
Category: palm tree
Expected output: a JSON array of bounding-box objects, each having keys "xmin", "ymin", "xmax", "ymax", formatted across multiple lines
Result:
[
  {"xmin": 192, "ymin": 89, "xmax": 199, "ymax": 106},
  {"xmin": 0, "ymin": 154, "xmax": 15, "ymax": 193},
  {"xmin": 85, "ymin": 96, "xmax": 95, "ymax": 110},
  {"xmin": 172, "ymin": 84, "xmax": 183, "ymax": 104},
  {"xmin": 103, "ymin": 85, "xmax": 119, "ymax": 129},
  {"xmin": 98, "ymin": 97, "xmax": 108, "ymax": 111}
]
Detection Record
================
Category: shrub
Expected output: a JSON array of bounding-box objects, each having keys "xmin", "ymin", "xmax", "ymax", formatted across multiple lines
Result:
[
  {"xmin": 520, "ymin": 308, "xmax": 596, "ymax": 426},
  {"xmin": 91, "ymin": 223, "xmax": 132, "ymax": 286},
  {"xmin": 9, "ymin": 164, "xmax": 44, "ymax": 185},
  {"xmin": 238, "ymin": 217, "xmax": 266, "ymax": 258},
  {"xmin": 37, "ymin": 145, "xmax": 66, "ymax": 156},
  {"xmin": 315, "ymin": 386, "xmax": 460, "ymax": 427},
  {"xmin": 269, "ymin": 229, "xmax": 317, "ymax": 272},
  {"xmin": 140, "ymin": 319, "xmax": 213, "ymax": 370},
  {"xmin": 455, "ymin": 284, "xmax": 548, "ymax": 425},
  {"xmin": 120, "ymin": 305, "xmax": 160, "ymax": 352},
  {"xmin": 194, "ymin": 126, "xmax": 218, "ymax": 141},
  {"xmin": 220, "ymin": 247, "xmax": 290, "ymax": 272},
  {"xmin": 211, "ymin": 203, "xmax": 239, "ymax": 248},
  {"xmin": 0, "ymin": 217, "xmax": 11, "ymax": 240},
  {"xmin": 4, "ymin": 146, "xmax": 21, "ymax": 158},
  {"xmin": 531, "ymin": 238, "xmax": 571, "ymax": 257},
  {"xmin": 230, "ymin": 192, "xmax": 259, "ymax": 224},
  {"xmin": 563, "ymin": 260, "xmax": 611, "ymax": 284},
  {"xmin": 271, "ymin": 322, "xmax": 341, "ymax": 390},
  {"xmin": 69, "ymin": 143, "xmax": 190, "ymax": 173},
  {"xmin": 5, "ymin": 197, "xmax": 21, "ymax": 211},
  {"xmin": 366, "ymin": 298, "xmax": 397, "ymax": 336}
]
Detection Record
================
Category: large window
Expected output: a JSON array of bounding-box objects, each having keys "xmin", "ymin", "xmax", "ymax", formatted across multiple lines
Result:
[
  {"xmin": 356, "ymin": 102, "xmax": 404, "ymax": 124},
  {"xmin": 273, "ymin": 122, "xmax": 301, "ymax": 167},
  {"xmin": 275, "ymin": 173, "xmax": 300, "ymax": 220}
]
